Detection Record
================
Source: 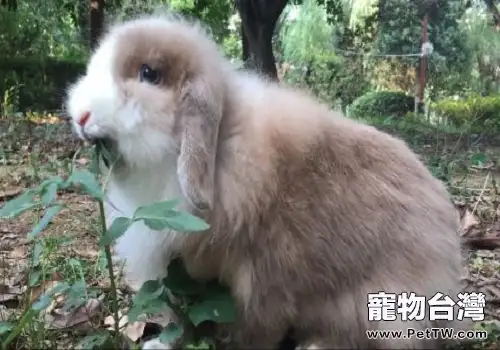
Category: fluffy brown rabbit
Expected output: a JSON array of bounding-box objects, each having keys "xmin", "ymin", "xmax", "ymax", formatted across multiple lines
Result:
[{"xmin": 65, "ymin": 13, "xmax": 471, "ymax": 350}]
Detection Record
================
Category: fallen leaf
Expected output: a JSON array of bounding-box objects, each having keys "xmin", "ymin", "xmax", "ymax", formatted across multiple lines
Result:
[
  {"xmin": 105, "ymin": 313, "xmax": 146, "ymax": 342},
  {"xmin": 0, "ymin": 187, "xmax": 21, "ymax": 200},
  {"xmin": 46, "ymin": 298, "xmax": 103, "ymax": 330},
  {"xmin": 0, "ymin": 285, "xmax": 23, "ymax": 303},
  {"xmin": 471, "ymin": 163, "xmax": 495, "ymax": 171},
  {"xmin": 8, "ymin": 245, "xmax": 28, "ymax": 259},
  {"xmin": 0, "ymin": 233, "xmax": 17, "ymax": 240},
  {"xmin": 71, "ymin": 247, "xmax": 98, "ymax": 259},
  {"xmin": 0, "ymin": 305, "xmax": 15, "ymax": 321},
  {"xmin": 488, "ymin": 221, "xmax": 500, "ymax": 235},
  {"xmin": 124, "ymin": 321, "xmax": 146, "ymax": 342},
  {"xmin": 104, "ymin": 311, "xmax": 128, "ymax": 330},
  {"xmin": 459, "ymin": 209, "xmax": 480, "ymax": 236},
  {"xmin": 29, "ymin": 278, "xmax": 61, "ymax": 303}
]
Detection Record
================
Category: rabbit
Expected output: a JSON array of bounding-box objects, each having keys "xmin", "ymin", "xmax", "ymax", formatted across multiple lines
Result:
[{"xmin": 65, "ymin": 13, "xmax": 472, "ymax": 350}]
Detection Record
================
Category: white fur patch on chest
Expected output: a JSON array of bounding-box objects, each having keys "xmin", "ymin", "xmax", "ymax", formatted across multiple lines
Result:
[{"xmin": 104, "ymin": 161, "xmax": 187, "ymax": 288}]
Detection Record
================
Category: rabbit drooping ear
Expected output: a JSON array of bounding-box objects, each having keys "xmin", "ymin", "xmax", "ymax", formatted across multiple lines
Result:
[{"xmin": 176, "ymin": 75, "xmax": 224, "ymax": 214}]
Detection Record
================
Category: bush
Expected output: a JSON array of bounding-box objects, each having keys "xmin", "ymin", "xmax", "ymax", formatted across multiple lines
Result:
[
  {"xmin": 327, "ymin": 58, "xmax": 372, "ymax": 112},
  {"xmin": 279, "ymin": 56, "xmax": 372, "ymax": 113},
  {"xmin": 0, "ymin": 57, "xmax": 86, "ymax": 113},
  {"xmin": 431, "ymin": 95, "xmax": 500, "ymax": 130},
  {"xmin": 349, "ymin": 90, "xmax": 415, "ymax": 119}
]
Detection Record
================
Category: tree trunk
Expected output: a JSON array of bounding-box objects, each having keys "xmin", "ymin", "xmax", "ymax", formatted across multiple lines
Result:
[
  {"xmin": 478, "ymin": 54, "xmax": 496, "ymax": 94},
  {"xmin": 304, "ymin": 60, "xmax": 313, "ymax": 88},
  {"xmin": 241, "ymin": 24, "xmax": 250, "ymax": 65},
  {"xmin": 252, "ymin": 26, "xmax": 278, "ymax": 78},
  {"xmin": 65, "ymin": 1, "xmax": 91, "ymax": 49},
  {"xmin": 236, "ymin": 0, "xmax": 288, "ymax": 81},
  {"xmin": 90, "ymin": 0, "xmax": 105, "ymax": 51},
  {"xmin": 415, "ymin": 13, "xmax": 428, "ymax": 114},
  {"xmin": 78, "ymin": 2, "xmax": 91, "ymax": 49},
  {"xmin": 1, "ymin": 0, "xmax": 17, "ymax": 11}
]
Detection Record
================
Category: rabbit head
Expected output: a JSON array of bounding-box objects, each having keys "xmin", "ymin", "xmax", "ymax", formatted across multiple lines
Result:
[{"xmin": 66, "ymin": 15, "xmax": 228, "ymax": 211}]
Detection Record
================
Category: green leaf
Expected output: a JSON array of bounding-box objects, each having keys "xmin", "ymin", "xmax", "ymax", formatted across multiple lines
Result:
[
  {"xmin": 95, "ymin": 138, "xmax": 120, "ymax": 168},
  {"xmin": 132, "ymin": 199, "xmax": 210, "ymax": 232},
  {"xmin": 471, "ymin": 152, "xmax": 488, "ymax": 166},
  {"xmin": 77, "ymin": 332, "xmax": 111, "ymax": 350},
  {"xmin": 27, "ymin": 205, "xmax": 64, "ymax": 240},
  {"xmin": 40, "ymin": 182, "xmax": 59, "ymax": 205},
  {"xmin": 32, "ymin": 294, "xmax": 52, "ymax": 311},
  {"xmin": 128, "ymin": 298, "xmax": 170, "ymax": 323},
  {"xmin": 0, "ymin": 322, "xmax": 14, "ymax": 336},
  {"xmin": 46, "ymin": 282, "xmax": 71, "ymax": 297},
  {"xmin": 128, "ymin": 280, "xmax": 169, "ymax": 322},
  {"xmin": 31, "ymin": 242, "xmax": 43, "ymax": 267},
  {"xmin": 1, "ymin": 309, "xmax": 36, "ymax": 348},
  {"xmin": 91, "ymin": 145, "xmax": 101, "ymax": 174},
  {"xmin": 38, "ymin": 176, "xmax": 64, "ymax": 188},
  {"xmin": 187, "ymin": 289, "xmax": 237, "ymax": 326},
  {"xmin": 133, "ymin": 199, "xmax": 181, "ymax": 221},
  {"xmin": 162, "ymin": 211, "xmax": 210, "ymax": 232},
  {"xmin": 134, "ymin": 280, "xmax": 165, "ymax": 302},
  {"xmin": 62, "ymin": 281, "xmax": 87, "ymax": 312},
  {"xmin": 162, "ymin": 258, "xmax": 205, "ymax": 296},
  {"xmin": 38, "ymin": 175, "xmax": 64, "ymax": 199},
  {"xmin": 159, "ymin": 323, "xmax": 184, "ymax": 344},
  {"xmin": 100, "ymin": 217, "xmax": 132, "ymax": 246},
  {"xmin": 0, "ymin": 190, "xmax": 38, "ymax": 219},
  {"xmin": 65, "ymin": 170, "xmax": 103, "ymax": 200},
  {"xmin": 185, "ymin": 340, "xmax": 213, "ymax": 350},
  {"xmin": 28, "ymin": 270, "xmax": 41, "ymax": 287}
]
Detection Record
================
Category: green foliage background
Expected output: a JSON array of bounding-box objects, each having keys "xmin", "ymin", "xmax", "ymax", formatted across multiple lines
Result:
[{"xmin": 2, "ymin": 0, "xmax": 500, "ymax": 127}]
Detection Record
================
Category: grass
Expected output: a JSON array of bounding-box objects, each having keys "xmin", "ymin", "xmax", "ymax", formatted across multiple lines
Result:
[{"xmin": 0, "ymin": 112, "xmax": 500, "ymax": 349}]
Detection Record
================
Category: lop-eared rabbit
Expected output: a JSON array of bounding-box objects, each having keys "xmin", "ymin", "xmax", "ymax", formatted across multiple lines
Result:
[{"xmin": 66, "ymin": 13, "xmax": 470, "ymax": 350}]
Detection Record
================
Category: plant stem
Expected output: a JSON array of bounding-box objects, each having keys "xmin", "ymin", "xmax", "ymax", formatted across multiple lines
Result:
[
  {"xmin": 98, "ymin": 198, "xmax": 121, "ymax": 344},
  {"xmin": 1, "ymin": 308, "xmax": 35, "ymax": 349},
  {"xmin": 94, "ymin": 144, "xmax": 120, "ymax": 344},
  {"xmin": 165, "ymin": 294, "xmax": 196, "ymax": 345}
]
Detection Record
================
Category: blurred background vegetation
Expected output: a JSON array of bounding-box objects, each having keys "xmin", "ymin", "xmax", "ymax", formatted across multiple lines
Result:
[
  {"xmin": 2, "ymin": 0, "xmax": 500, "ymax": 132},
  {"xmin": 3, "ymin": 2, "xmax": 500, "ymax": 349}
]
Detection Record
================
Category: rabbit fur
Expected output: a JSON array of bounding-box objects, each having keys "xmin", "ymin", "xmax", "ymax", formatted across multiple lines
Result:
[{"xmin": 65, "ymin": 13, "xmax": 471, "ymax": 350}]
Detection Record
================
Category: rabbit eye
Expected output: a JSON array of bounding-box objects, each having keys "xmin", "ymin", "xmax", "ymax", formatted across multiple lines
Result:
[{"xmin": 139, "ymin": 64, "xmax": 161, "ymax": 85}]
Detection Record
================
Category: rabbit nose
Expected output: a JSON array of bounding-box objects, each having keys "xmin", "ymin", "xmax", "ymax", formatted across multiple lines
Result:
[{"xmin": 77, "ymin": 111, "xmax": 91, "ymax": 127}]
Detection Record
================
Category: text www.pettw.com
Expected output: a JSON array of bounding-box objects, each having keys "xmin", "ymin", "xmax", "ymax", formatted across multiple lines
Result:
[{"xmin": 366, "ymin": 328, "xmax": 488, "ymax": 341}]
